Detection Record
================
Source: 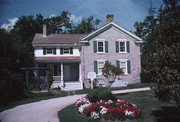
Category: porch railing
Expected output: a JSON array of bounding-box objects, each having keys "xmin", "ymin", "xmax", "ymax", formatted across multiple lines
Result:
[{"xmin": 53, "ymin": 76, "xmax": 61, "ymax": 81}]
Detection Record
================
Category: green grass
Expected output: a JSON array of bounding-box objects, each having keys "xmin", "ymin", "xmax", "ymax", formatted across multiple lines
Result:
[
  {"xmin": 0, "ymin": 83, "xmax": 152, "ymax": 112},
  {"xmin": 0, "ymin": 90, "xmax": 68, "ymax": 112},
  {"xmin": 59, "ymin": 90, "xmax": 180, "ymax": 122}
]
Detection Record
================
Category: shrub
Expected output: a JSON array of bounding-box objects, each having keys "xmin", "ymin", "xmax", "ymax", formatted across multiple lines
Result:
[{"xmin": 87, "ymin": 88, "xmax": 116, "ymax": 102}]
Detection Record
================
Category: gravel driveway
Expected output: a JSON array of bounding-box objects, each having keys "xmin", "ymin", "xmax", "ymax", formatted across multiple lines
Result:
[{"xmin": 0, "ymin": 94, "xmax": 85, "ymax": 122}]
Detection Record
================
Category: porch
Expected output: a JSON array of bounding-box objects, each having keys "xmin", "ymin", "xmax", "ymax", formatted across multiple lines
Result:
[{"xmin": 35, "ymin": 62, "xmax": 83, "ymax": 91}]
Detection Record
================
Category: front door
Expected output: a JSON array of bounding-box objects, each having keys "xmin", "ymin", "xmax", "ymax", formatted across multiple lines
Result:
[{"xmin": 63, "ymin": 63, "xmax": 79, "ymax": 81}]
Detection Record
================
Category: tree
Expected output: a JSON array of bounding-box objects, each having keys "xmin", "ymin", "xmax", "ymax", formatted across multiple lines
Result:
[
  {"xmin": 44, "ymin": 11, "xmax": 72, "ymax": 34},
  {"xmin": 102, "ymin": 62, "xmax": 123, "ymax": 90},
  {"xmin": 72, "ymin": 16, "xmax": 101, "ymax": 34},
  {"xmin": 0, "ymin": 29, "xmax": 26, "ymax": 105},
  {"xmin": 134, "ymin": 0, "xmax": 180, "ymax": 107}
]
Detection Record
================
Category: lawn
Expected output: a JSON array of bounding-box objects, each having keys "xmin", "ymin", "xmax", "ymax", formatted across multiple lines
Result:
[
  {"xmin": 59, "ymin": 90, "xmax": 180, "ymax": 122},
  {"xmin": 0, "ymin": 89, "xmax": 69, "ymax": 112},
  {"xmin": 0, "ymin": 83, "xmax": 152, "ymax": 112}
]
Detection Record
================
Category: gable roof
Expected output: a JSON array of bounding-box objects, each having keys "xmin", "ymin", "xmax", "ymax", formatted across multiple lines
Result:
[
  {"xmin": 81, "ymin": 22, "xmax": 143, "ymax": 43},
  {"xmin": 32, "ymin": 34, "xmax": 87, "ymax": 45}
]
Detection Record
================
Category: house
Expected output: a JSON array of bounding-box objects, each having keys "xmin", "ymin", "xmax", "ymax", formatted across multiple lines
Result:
[{"xmin": 32, "ymin": 15, "xmax": 143, "ymax": 91}]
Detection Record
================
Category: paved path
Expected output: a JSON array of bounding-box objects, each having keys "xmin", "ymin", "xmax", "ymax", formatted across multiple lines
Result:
[
  {"xmin": 0, "ymin": 87, "xmax": 151, "ymax": 122},
  {"xmin": 0, "ymin": 94, "xmax": 85, "ymax": 122},
  {"xmin": 111, "ymin": 87, "xmax": 151, "ymax": 94}
]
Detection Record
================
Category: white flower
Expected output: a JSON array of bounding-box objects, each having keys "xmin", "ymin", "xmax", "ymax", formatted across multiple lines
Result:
[
  {"xmin": 100, "ymin": 107, "xmax": 107, "ymax": 115},
  {"xmin": 78, "ymin": 102, "xmax": 91, "ymax": 113},
  {"xmin": 125, "ymin": 110, "xmax": 135, "ymax": 116},
  {"xmin": 91, "ymin": 111, "xmax": 99, "ymax": 119}
]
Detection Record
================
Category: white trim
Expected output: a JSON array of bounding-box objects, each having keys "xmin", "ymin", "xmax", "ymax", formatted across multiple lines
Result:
[
  {"xmin": 81, "ymin": 22, "xmax": 142, "ymax": 41},
  {"xmin": 117, "ymin": 40, "xmax": 127, "ymax": 53}
]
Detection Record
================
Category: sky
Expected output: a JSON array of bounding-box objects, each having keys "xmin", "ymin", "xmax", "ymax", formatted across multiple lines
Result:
[{"xmin": 0, "ymin": 0, "xmax": 162, "ymax": 31}]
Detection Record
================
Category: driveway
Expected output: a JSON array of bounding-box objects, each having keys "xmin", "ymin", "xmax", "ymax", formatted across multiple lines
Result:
[{"xmin": 0, "ymin": 94, "xmax": 85, "ymax": 122}]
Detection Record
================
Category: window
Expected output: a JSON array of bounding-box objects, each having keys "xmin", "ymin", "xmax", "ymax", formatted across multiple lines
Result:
[
  {"xmin": 117, "ymin": 59, "xmax": 131, "ymax": 74},
  {"xmin": 63, "ymin": 48, "xmax": 70, "ymax": 54},
  {"xmin": 116, "ymin": 40, "xmax": 130, "ymax": 53},
  {"xmin": 120, "ymin": 61, "xmax": 127, "ymax": 74},
  {"xmin": 120, "ymin": 42, "xmax": 126, "ymax": 52},
  {"xmin": 97, "ymin": 41, "xmax": 105, "ymax": 52},
  {"xmin": 98, "ymin": 61, "xmax": 105, "ymax": 74},
  {"xmin": 60, "ymin": 48, "xmax": 73, "ymax": 55},
  {"xmin": 43, "ymin": 48, "xmax": 56, "ymax": 55},
  {"xmin": 46, "ymin": 48, "xmax": 53, "ymax": 54}
]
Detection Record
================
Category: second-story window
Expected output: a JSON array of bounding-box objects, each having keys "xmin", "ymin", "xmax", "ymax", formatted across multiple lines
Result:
[
  {"xmin": 43, "ymin": 48, "xmax": 56, "ymax": 55},
  {"xmin": 46, "ymin": 48, "xmax": 53, "ymax": 54},
  {"xmin": 60, "ymin": 48, "xmax": 73, "ymax": 55},
  {"xmin": 119, "ymin": 41, "xmax": 126, "ymax": 52},
  {"xmin": 116, "ymin": 40, "xmax": 130, "ymax": 53},
  {"xmin": 63, "ymin": 48, "xmax": 70, "ymax": 54},
  {"xmin": 97, "ymin": 41, "xmax": 104, "ymax": 52}
]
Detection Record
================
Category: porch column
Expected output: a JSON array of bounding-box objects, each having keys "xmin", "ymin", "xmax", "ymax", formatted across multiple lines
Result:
[
  {"xmin": 79, "ymin": 63, "xmax": 83, "ymax": 89},
  {"xmin": 61, "ymin": 63, "xmax": 64, "ymax": 87},
  {"xmin": 34, "ymin": 63, "xmax": 39, "ymax": 77}
]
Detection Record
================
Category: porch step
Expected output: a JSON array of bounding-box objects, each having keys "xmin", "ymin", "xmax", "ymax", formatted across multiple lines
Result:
[{"xmin": 63, "ymin": 82, "xmax": 82, "ymax": 91}]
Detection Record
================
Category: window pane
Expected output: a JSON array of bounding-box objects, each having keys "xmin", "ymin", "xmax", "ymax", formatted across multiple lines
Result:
[
  {"xmin": 47, "ymin": 48, "xmax": 53, "ymax": 54},
  {"xmin": 98, "ymin": 42, "xmax": 103, "ymax": 46},
  {"xmin": 120, "ymin": 42, "xmax": 125, "ymax": 46},
  {"xmin": 97, "ymin": 42, "xmax": 104, "ymax": 52},
  {"xmin": 119, "ymin": 42, "xmax": 125, "ymax": 52},
  {"xmin": 120, "ymin": 61, "xmax": 127, "ymax": 74},
  {"xmin": 63, "ymin": 48, "xmax": 70, "ymax": 54},
  {"xmin": 98, "ymin": 61, "xmax": 105, "ymax": 74}
]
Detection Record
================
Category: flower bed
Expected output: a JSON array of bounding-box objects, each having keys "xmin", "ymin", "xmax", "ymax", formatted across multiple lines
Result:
[{"xmin": 75, "ymin": 96, "xmax": 140, "ymax": 121}]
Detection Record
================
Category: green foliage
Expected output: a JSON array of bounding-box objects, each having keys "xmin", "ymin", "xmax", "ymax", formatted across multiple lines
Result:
[
  {"xmin": 102, "ymin": 62, "xmax": 123, "ymax": 80},
  {"xmin": 71, "ymin": 16, "xmax": 101, "ymax": 34},
  {"xmin": 87, "ymin": 88, "xmax": 116, "ymax": 102},
  {"xmin": 0, "ymin": 29, "xmax": 28, "ymax": 106},
  {"xmin": 102, "ymin": 62, "xmax": 123, "ymax": 90},
  {"xmin": 134, "ymin": 0, "xmax": 180, "ymax": 107}
]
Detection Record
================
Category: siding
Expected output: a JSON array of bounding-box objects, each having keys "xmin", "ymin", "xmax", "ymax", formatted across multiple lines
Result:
[{"xmin": 80, "ymin": 27, "xmax": 141, "ymax": 84}]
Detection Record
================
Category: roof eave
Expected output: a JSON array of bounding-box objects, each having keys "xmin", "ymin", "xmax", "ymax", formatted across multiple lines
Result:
[{"xmin": 81, "ymin": 22, "xmax": 143, "ymax": 42}]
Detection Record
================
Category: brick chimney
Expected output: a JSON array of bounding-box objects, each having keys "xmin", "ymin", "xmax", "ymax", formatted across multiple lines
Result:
[
  {"xmin": 43, "ymin": 24, "xmax": 47, "ymax": 37},
  {"xmin": 106, "ymin": 14, "xmax": 114, "ymax": 22}
]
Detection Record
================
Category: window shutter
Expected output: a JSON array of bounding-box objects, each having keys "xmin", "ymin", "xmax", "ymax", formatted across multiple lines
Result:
[
  {"xmin": 60, "ymin": 48, "xmax": 63, "ymax": 55},
  {"xmin": 126, "ymin": 41, "xmax": 130, "ymax": 53},
  {"xmin": 127, "ymin": 60, "xmax": 131, "ymax": 74},
  {"xmin": 53, "ymin": 48, "xmax": 56, "ymax": 55},
  {"xmin": 105, "ymin": 61, "xmax": 108, "ymax": 64},
  {"xmin": 116, "ymin": 60, "xmax": 120, "ymax": 68},
  {"xmin": 43, "ymin": 48, "xmax": 46, "ymax": 55},
  {"xmin": 93, "ymin": 41, "xmax": 97, "ymax": 53},
  {"xmin": 70, "ymin": 48, "xmax": 73, "ymax": 54},
  {"xmin": 94, "ymin": 61, "xmax": 98, "ymax": 74},
  {"xmin": 105, "ymin": 41, "xmax": 108, "ymax": 53},
  {"xmin": 116, "ymin": 41, "xmax": 119, "ymax": 53}
]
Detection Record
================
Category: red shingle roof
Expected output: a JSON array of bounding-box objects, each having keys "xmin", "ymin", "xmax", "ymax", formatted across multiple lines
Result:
[{"xmin": 32, "ymin": 34, "xmax": 87, "ymax": 44}]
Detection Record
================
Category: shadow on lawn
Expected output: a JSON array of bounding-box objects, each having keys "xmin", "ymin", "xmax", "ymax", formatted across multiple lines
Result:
[{"xmin": 152, "ymin": 106, "xmax": 180, "ymax": 122}]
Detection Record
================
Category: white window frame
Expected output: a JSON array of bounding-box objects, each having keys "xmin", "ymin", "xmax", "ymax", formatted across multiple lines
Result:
[
  {"xmin": 118, "ymin": 39, "xmax": 127, "ymax": 53},
  {"xmin": 96, "ymin": 39, "xmax": 105, "ymax": 53},
  {"xmin": 119, "ymin": 59, "xmax": 128, "ymax": 74},
  {"xmin": 46, "ymin": 48, "xmax": 53, "ymax": 54},
  {"xmin": 63, "ymin": 48, "xmax": 70, "ymax": 54},
  {"xmin": 97, "ymin": 59, "xmax": 106, "ymax": 75}
]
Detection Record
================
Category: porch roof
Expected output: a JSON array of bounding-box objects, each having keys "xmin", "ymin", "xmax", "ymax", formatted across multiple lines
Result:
[{"xmin": 35, "ymin": 56, "xmax": 80, "ymax": 62}]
